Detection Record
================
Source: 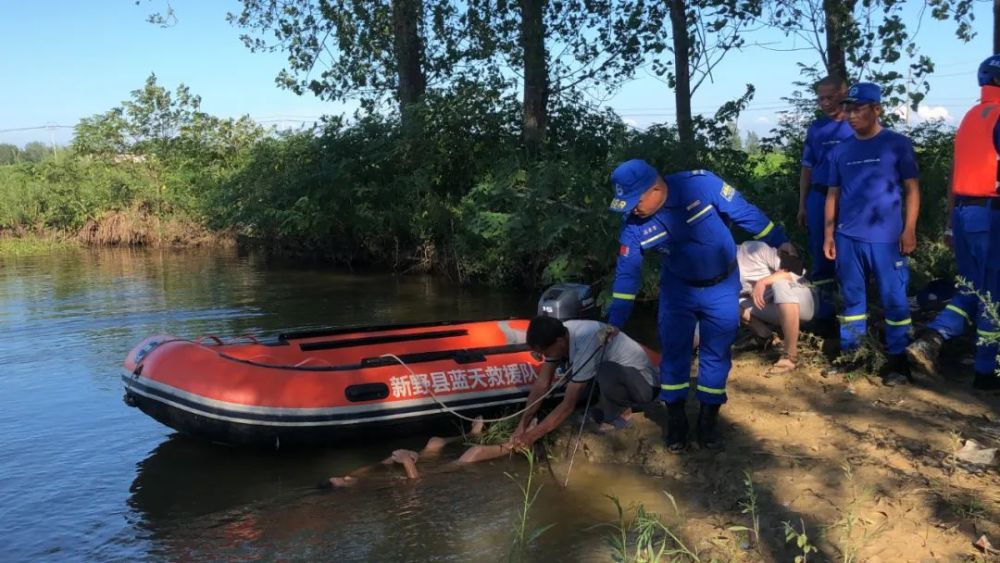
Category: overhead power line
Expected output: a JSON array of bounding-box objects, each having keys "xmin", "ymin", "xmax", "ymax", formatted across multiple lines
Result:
[{"xmin": 0, "ymin": 125, "xmax": 74, "ymax": 134}]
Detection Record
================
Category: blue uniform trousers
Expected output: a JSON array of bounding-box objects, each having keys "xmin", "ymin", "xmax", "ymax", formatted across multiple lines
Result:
[
  {"xmin": 928, "ymin": 202, "xmax": 1000, "ymax": 375},
  {"xmin": 927, "ymin": 205, "xmax": 999, "ymax": 379},
  {"xmin": 981, "ymin": 204, "xmax": 1000, "ymax": 376},
  {"xmin": 806, "ymin": 188, "xmax": 837, "ymax": 318},
  {"xmin": 658, "ymin": 270, "xmax": 740, "ymax": 405},
  {"xmin": 835, "ymin": 234, "xmax": 913, "ymax": 355}
]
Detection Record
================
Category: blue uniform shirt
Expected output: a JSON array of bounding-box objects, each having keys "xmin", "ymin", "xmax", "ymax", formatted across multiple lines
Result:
[
  {"xmin": 828, "ymin": 129, "xmax": 919, "ymax": 244},
  {"xmin": 608, "ymin": 170, "xmax": 788, "ymax": 327},
  {"xmin": 802, "ymin": 116, "xmax": 855, "ymax": 186}
]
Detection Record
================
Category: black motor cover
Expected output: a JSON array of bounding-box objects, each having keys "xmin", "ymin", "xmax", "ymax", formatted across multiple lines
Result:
[{"xmin": 537, "ymin": 283, "xmax": 597, "ymax": 320}]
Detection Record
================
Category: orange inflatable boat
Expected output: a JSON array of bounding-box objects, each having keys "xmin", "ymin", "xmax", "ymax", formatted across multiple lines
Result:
[{"xmin": 122, "ymin": 319, "xmax": 547, "ymax": 447}]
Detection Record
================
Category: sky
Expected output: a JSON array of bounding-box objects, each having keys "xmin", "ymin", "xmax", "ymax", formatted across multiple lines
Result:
[{"xmin": 0, "ymin": 0, "xmax": 995, "ymax": 148}]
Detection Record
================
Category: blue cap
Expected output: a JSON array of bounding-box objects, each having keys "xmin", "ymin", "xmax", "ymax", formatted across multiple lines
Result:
[
  {"xmin": 609, "ymin": 159, "xmax": 658, "ymax": 214},
  {"xmin": 843, "ymin": 82, "xmax": 881, "ymax": 105}
]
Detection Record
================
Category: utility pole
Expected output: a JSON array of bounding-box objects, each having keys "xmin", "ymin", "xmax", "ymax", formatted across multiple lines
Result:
[{"xmin": 47, "ymin": 123, "xmax": 59, "ymax": 160}]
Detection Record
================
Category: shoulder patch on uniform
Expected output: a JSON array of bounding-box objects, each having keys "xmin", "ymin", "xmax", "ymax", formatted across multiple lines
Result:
[
  {"xmin": 720, "ymin": 183, "xmax": 735, "ymax": 202},
  {"xmin": 686, "ymin": 199, "xmax": 701, "ymax": 211},
  {"xmin": 619, "ymin": 244, "xmax": 630, "ymax": 257}
]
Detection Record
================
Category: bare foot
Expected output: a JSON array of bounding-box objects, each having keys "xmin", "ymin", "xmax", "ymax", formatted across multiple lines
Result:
[
  {"xmin": 328, "ymin": 476, "xmax": 357, "ymax": 488},
  {"xmin": 470, "ymin": 416, "xmax": 485, "ymax": 436},
  {"xmin": 423, "ymin": 437, "xmax": 448, "ymax": 453},
  {"xmin": 398, "ymin": 458, "xmax": 420, "ymax": 479},
  {"xmin": 391, "ymin": 449, "xmax": 420, "ymax": 464}
]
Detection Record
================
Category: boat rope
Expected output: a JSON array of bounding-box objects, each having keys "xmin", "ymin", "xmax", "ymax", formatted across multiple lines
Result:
[
  {"xmin": 562, "ymin": 341, "xmax": 607, "ymax": 488},
  {"xmin": 379, "ymin": 329, "xmax": 611, "ymax": 425}
]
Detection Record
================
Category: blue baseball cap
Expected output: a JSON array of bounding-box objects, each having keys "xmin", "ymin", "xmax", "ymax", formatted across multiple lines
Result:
[
  {"xmin": 843, "ymin": 82, "xmax": 881, "ymax": 105},
  {"xmin": 609, "ymin": 159, "xmax": 659, "ymax": 214}
]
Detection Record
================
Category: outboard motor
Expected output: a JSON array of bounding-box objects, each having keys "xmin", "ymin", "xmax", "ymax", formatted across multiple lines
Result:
[{"xmin": 537, "ymin": 283, "xmax": 597, "ymax": 320}]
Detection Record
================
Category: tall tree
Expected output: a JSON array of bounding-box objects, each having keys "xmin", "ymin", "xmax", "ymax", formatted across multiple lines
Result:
[
  {"xmin": 662, "ymin": 0, "xmax": 762, "ymax": 164},
  {"xmin": 72, "ymin": 74, "xmax": 263, "ymax": 159},
  {"xmin": 767, "ymin": 0, "xmax": 976, "ymax": 110},
  {"xmin": 392, "ymin": 0, "xmax": 427, "ymax": 109},
  {"xmin": 995, "ymin": 0, "xmax": 1000, "ymax": 54},
  {"xmin": 667, "ymin": 0, "xmax": 694, "ymax": 153},
  {"xmin": 744, "ymin": 130, "xmax": 761, "ymax": 154},
  {"xmin": 519, "ymin": 0, "xmax": 548, "ymax": 155},
  {"xmin": 465, "ymin": 0, "xmax": 665, "ymax": 155},
  {"xmin": 821, "ymin": 0, "xmax": 855, "ymax": 82},
  {"xmin": 229, "ymin": 0, "xmax": 464, "ymax": 116},
  {"xmin": 0, "ymin": 144, "xmax": 20, "ymax": 165},
  {"xmin": 21, "ymin": 142, "xmax": 51, "ymax": 163}
]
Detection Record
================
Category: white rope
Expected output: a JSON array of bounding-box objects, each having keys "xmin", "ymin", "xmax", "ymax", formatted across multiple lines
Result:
[
  {"xmin": 562, "ymin": 340, "xmax": 608, "ymax": 488},
  {"xmin": 379, "ymin": 353, "xmax": 571, "ymax": 423},
  {"xmin": 381, "ymin": 326, "xmax": 614, "ymax": 436},
  {"xmin": 563, "ymin": 377, "xmax": 597, "ymax": 488}
]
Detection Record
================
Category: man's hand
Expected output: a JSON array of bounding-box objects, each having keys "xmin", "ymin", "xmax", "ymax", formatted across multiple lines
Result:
[
  {"xmin": 899, "ymin": 228, "xmax": 917, "ymax": 255},
  {"xmin": 796, "ymin": 207, "xmax": 807, "ymax": 229},
  {"xmin": 509, "ymin": 416, "xmax": 538, "ymax": 448},
  {"xmin": 823, "ymin": 236, "xmax": 837, "ymax": 261},
  {"xmin": 507, "ymin": 434, "xmax": 532, "ymax": 452},
  {"xmin": 751, "ymin": 281, "xmax": 769, "ymax": 310}
]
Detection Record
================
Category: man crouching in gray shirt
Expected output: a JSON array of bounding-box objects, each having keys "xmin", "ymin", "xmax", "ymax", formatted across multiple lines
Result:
[{"xmin": 509, "ymin": 316, "xmax": 658, "ymax": 449}]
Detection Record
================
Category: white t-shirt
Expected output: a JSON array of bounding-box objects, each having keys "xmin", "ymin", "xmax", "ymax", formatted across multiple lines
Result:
[
  {"xmin": 556, "ymin": 320, "xmax": 657, "ymax": 386},
  {"xmin": 736, "ymin": 241, "xmax": 783, "ymax": 295}
]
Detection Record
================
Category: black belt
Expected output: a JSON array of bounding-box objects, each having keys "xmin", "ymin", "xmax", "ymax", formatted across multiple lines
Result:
[
  {"xmin": 955, "ymin": 196, "xmax": 998, "ymax": 207},
  {"xmin": 682, "ymin": 260, "xmax": 737, "ymax": 288},
  {"xmin": 811, "ymin": 184, "xmax": 829, "ymax": 195}
]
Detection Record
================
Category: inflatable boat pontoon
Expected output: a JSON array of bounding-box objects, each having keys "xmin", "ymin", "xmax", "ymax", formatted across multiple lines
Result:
[{"xmin": 122, "ymin": 319, "xmax": 545, "ymax": 447}]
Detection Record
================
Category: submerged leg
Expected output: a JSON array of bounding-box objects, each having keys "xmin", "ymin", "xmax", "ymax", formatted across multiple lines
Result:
[{"xmin": 421, "ymin": 416, "xmax": 485, "ymax": 454}]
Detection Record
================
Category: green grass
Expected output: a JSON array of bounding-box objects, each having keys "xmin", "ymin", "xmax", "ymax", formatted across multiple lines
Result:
[{"xmin": 0, "ymin": 236, "xmax": 79, "ymax": 257}]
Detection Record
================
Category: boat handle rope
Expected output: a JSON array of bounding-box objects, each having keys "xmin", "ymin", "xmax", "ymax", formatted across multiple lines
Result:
[
  {"xmin": 294, "ymin": 357, "xmax": 332, "ymax": 368},
  {"xmin": 379, "ymin": 330, "xmax": 611, "ymax": 425}
]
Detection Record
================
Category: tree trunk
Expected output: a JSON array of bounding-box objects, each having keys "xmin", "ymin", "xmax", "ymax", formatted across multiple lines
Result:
[
  {"xmin": 822, "ymin": 0, "xmax": 855, "ymax": 82},
  {"xmin": 392, "ymin": 0, "xmax": 426, "ymax": 116},
  {"xmin": 519, "ymin": 0, "xmax": 548, "ymax": 157},
  {"xmin": 994, "ymin": 0, "xmax": 1000, "ymax": 54},
  {"xmin": 667, "ymin": 0, "xmax": 695, "ymax": 164}
]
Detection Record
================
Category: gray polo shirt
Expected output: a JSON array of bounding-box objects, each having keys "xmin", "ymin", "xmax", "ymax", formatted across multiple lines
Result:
[{"xmin": 559, "ymin": 320, "xmax": 657, "ymax": 386}]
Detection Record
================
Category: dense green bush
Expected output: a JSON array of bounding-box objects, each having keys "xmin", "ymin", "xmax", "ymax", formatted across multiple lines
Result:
[{"xmin": 0, "ymin": 84, "xmax": 959, "ymax": 295}]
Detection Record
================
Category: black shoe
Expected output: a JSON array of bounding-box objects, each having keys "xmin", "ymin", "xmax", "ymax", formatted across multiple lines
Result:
[
  {"xmin": 881, "ymin": 354, "xmax": 912, "ymax": 387},
  {"xmin": 696, "ymin": 402, "xmax": 723, "ymax": 450},
  {"xmin": 905, "ymin": 330, "xmax": 943, "ymax": 376},
  {"xmin": 665, "ymin": 400, "xmax": 689, "ymax": 453},
  {"xmin": 973, "ymin": 371, "xmax": 1000, "ymax": 390}
]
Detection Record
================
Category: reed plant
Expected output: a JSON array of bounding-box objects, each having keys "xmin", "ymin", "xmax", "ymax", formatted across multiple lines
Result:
[
  {"xmin": 596, "ymin": 492, "xmax": 700, "ymax": 562},
  {"xmin": 506, "ymin": 449, "xmax": 554, "ymax": 562}
]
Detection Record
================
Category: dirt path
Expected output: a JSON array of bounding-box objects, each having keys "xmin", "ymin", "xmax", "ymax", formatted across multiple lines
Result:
[{"xmin": 550, "ymin": 353, "xmax": 1000, "ymax": 562}]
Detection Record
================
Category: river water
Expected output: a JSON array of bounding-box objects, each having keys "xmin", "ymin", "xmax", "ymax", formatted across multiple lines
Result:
[{"xmin": 0, "ymin": 248, "xmax": 674, "ymax": 562}]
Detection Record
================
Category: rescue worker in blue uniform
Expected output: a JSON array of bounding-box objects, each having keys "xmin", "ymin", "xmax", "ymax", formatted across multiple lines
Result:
[
  {"xmin": 823, "ymin": 83, "xmax": 921, "ymax": 386},
  {"xmin": 607, "ymin": 159, "xmax": 790, "ymax": 451},
  {"xmin": 907, "ymin": 56, "xmax": 1000, "ymax": 390},
  {"xmin": 798, "ymin": 76, "xmax": 854, "ymax": 319}
]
